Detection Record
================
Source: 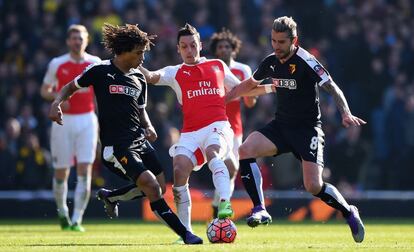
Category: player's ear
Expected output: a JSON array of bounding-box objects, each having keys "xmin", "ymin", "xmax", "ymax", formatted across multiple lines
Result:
[{"xmin": 176, "ymin": 44, "xmax": 180, "ymax": 54}]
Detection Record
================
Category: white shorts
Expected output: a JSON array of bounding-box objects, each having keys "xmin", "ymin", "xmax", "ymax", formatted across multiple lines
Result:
[
  {"xmin": 169, "ymin": 121, "xmax": 234, "ymax": 171},
  {"xmin": 232, "ymin": 134, "xmax": 243, "ymax": 161},
  {"xmin": 51, "ymin": 112, "xmax": 98, "ymax": 168}
]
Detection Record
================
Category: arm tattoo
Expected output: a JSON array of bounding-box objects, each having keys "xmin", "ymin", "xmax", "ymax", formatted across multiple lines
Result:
[{"xmin": 321, "ymin": 80, "xmax": 351, "ymax": 115}]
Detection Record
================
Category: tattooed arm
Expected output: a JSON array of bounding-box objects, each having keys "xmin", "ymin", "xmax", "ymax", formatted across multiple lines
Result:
[{"xmin": 321, "ymin": 80, "xmax": 367, "ymax": 128}]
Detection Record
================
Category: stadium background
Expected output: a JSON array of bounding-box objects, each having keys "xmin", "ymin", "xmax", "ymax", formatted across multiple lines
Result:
[{"xmin": 0, "ymin": 0, "xmax": 413, "ymax": 220}]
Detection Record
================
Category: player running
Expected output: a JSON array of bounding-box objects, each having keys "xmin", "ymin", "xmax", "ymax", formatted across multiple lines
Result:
[
  {"xmin": 48, "ymin": 23, "xmax": 202, "ymax": 244},
  {"xmin": 226, "ymin": 16, "xmax": 366, "ymax": 243}
]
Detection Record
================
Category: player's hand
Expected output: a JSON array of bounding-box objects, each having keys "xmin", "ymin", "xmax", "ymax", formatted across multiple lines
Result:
[
  {"xmin": 144, "ymin": 125, "xmax": 157, "ymax": 142},
  {"xmin": 49, "ymin": 101, "xmax": 63, "ymax": 125},
  {"xmin": 342, "ymin": 113, "xmax": 366, "ymax": 128},
  {"xmin": 61, "ymin": 101, "xmax": 70, "ymax": 112}
]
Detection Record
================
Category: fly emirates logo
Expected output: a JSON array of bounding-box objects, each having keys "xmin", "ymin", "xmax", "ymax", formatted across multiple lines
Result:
[{"xmin": 187, "ymin": 80, "xmax": 222, "ymax": 99}]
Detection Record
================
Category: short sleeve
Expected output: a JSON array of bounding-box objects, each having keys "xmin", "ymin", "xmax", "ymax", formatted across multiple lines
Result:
[
  {"xmin": 252, "ymin": 56, "xmax": 273, "ymax": 81},
  {"xmin": 42, "ymin": 58, "xmax": 58, "ymax": 86},
  {"xmin": 156, "ymin": 65, "xmax": 179, "ymax": 87},
  {"xmin": 74, "ymin": 63, "xmax": 98, "ymax": 89},
  {"xmin": 223, "ymin": 62, "xmax": 241, "ymax": 91},
  {"xmin": 243, "ymin": 65, "xmax": 252, "ymax": 80},
  {"xmin": 304, "ymin": 56, "xmax": 332, "ymax": 86}
]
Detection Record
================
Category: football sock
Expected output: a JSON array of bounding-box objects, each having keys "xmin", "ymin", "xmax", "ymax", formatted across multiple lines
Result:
[
  {"xmin": 106, "ymin": 183, "xmax": 145, "ymax": 202},
  {"xmin": 314, "ymin": 183, "xmax": 351, "ymax": 218},
  {"xmin": 209, "ymin": 157, "xmax": 231, "ymax": 201},
  {"xmin": 212, "ymin": 170, "xmax": 236, "ymax": 207},
  {"xmin": 212, "ymin": 190, "xmax": 220, "ymax": 207},
  {"xmin": 150, "ymin": 198, "xmax": 187, "ymax": 238},
  {"xmin": 72, "ymin": 175, "xmax": 91, "ymax": 224},
  {"xmin": 173, "ymin": 184, "xmax": 192, "ymax": 232},
  {"xmin": 240, "ymin": 158, "xmax": 265, "ymax": 207},
  {"xmin": 53, "ymin": 178, "xmax": 69, "ymax": 217}
]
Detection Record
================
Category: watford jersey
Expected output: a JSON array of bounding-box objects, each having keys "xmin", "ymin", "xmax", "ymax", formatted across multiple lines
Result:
[
  {"xmin": 253, "ymin": 47, "xmax": 332, "ymax": 127},
  {"xmin": 156, "ymin": 57, "xmax": 240, "ymax": 132},
  {"xmin": 74, "ymin": 60, "xmax": 147, "ymax": 146}
]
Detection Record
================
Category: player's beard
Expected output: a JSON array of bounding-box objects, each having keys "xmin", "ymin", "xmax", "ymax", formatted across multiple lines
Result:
[{"xmin": 277, "ymin": 50, "xmax": 290, "ymax": 60}]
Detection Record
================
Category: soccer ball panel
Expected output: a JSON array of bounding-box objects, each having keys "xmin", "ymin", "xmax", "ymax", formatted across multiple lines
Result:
[{"xmin": 206, "ymin": 218, "xmax": 237, "ymax": 243}]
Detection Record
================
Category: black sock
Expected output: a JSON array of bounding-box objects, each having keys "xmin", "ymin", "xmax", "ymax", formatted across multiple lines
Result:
[
  {"xmin": 314, "ymin": 183, "xmax": 352, "ymax": 218},
  {"xmin": 107, "ymin": 183, "xmax": 145, "ymax": 202},
  {"xmin": 240, "ymin": 158, "xmax": 264, "ymax": 207},
  {"xmin": 150, "ymin": 198, "xmax": 187, "ymax": 238}
]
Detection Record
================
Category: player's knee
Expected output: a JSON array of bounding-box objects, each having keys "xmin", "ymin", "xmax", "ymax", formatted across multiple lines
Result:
[
  {"xmin": 142, "ymin": 180, "xmax": 162, "ymax": 200},
  {"xmin": 160, "ymin": 184, "xmax": 167, "ymax": 195},
  {"xmin": 173, "ymin": 157, "xmax": 192, "ymax": 184},
  {"xmin": 304, "ymin": 180, "xmax": 322, "ymax": 195},
  {"xmin": 238, "ymin": 144, "xmax": 254, "ymax": 159}
]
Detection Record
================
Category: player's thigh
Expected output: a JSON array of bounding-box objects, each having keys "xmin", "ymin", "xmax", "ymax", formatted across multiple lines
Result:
[
  {"xmin": 102, "ymin": 145, "xmax": 146, "ymax": 183},
  {"xmin": 140, "ymin": 144, "xmax": 164, "ymax": 177},
  {"xmin": 74, "ymin": 113, "xmax": 98, "ymax": 164},
  {"xmin": 203, "ymin": 121, "xmax": 234, "ymax": 160},
  {"xmin": 239, "ymin": 131, "xmax": 278, "ymax": 158},
  {"xmin": 50, "ymin": 122, "xmax": 74, "ymax": 168},
  {"xmin": 289, "ymin": 126, "xmax": 325, "ymax": 167}
]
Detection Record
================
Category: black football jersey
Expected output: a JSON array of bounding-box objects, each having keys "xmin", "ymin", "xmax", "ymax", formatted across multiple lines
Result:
[
  {"xmin": 253, "ymin": 47, "xmax": 331, "ymax": 126},
  {"xmin": 74, "ymin": 60, "xmax": 147, "ymax": 146}
]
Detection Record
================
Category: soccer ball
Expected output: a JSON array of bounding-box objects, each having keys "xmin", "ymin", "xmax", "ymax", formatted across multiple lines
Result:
[{"xmin": 206, "ymin": 218, "xmax": 237, "ymax": 243}]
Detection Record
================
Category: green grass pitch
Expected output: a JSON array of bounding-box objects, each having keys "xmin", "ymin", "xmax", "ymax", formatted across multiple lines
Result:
[{"xmin": 0, "ymin": 219, "xmax": 413, "ymax": 251}]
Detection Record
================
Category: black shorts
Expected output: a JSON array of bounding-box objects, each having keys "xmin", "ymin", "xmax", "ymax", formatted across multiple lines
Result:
[
  {"xmin": 257, "ymin": 119, "xmax": 325, "ymax": 166},
  {"xmin": 101, "ymin": 139, "xmax": 164, "ymax": 182}
]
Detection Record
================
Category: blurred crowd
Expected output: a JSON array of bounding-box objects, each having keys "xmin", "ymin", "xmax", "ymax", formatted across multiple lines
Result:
[{"xmin": 1, "ymin": 0, "xmax": 413, "ymax": 192}]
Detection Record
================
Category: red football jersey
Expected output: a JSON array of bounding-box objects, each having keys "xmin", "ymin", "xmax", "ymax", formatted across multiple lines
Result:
[
  {"xmin": 43, "ymin": 53, "xmax": 101, "ymax": 114},
  {"xmin": 156, "ymin": 57, "xmax": 240, "ymax": 132},
  {"xmin": 226, "ymin": 60, "xmax": 252, "ymax": 136}
]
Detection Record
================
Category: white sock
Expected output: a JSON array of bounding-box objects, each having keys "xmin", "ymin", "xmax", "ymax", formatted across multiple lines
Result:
[
  {"xmin": 209, "ymin": 157, "xmax": 231, "ymax": 201},
  {"xmin": 71, "ymin": 175, "xmax": 91, "ymax": 225},
  {"xmin": 212, "ymin": 190, "xmax": 220, "ymax": 207},
  {"xmin": 53, "ymin": 178, "xmax": 69, "ymax": 217},
  {"xmin": 250, "ymin": 161, "xmax": 265, "ymax": 206},
  {"xmin": 172, "ymin": 184, "xmax": 192, "ymax": 232}
]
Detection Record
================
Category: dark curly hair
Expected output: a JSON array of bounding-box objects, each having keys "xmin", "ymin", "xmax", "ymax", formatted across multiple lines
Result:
[
  {"xmin": 209, "ymin": 28, "xmax": 242, "ymax": 57},
  {"xmin": 102, "ymin": 23, "xmax": 156, "ymax": 55}
]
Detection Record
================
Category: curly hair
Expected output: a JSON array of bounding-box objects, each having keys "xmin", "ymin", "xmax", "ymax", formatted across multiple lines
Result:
[
  {"xmin": 102, "ymin": 23, "xmax": 156, "ymax": 55},
  {"xmin": 209, "ymin": 28, "xmax": 242, "ymax": 57}
]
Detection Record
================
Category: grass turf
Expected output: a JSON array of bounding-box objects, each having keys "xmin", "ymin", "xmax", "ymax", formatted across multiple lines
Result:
[{"xmin": 0, "ymin": 219, "xmax": 413, "ymax": 251}]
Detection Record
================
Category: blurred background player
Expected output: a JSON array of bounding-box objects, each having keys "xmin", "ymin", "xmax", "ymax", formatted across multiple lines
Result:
[
  {"xmin": 209, "ymin": 28, "xmax": 257, "ymax": 217},
  {"xmin": 227, "ymin": 16, "xmax": 366, "ymax": 243},
  {"xmin": 48, "ymin": 23, "xmax": 202, "ymax": 245},
  {"xmin": 140, "ymin": 24, "xmax": 274, "ymax": 238},
  {"xmin": 40, "ymin": 24, "xmax": 100, "ymax": 232}
]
